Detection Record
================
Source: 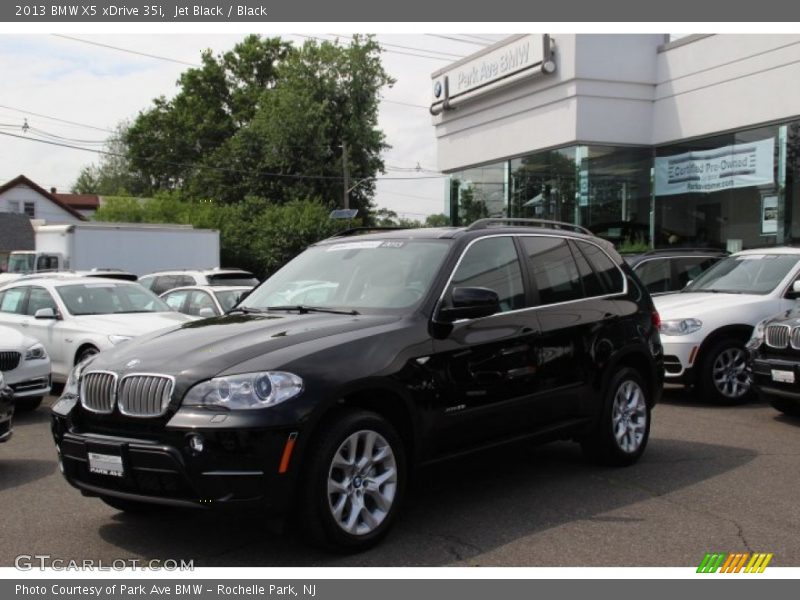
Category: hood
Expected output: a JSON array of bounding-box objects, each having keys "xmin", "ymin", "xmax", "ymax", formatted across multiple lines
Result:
[
  {"xmin": 0, "ymin": 325, "xmax": 37, "ymax": 351},
  {"xmin": 86, "ymin": 312, "xmax": 398, "ymax": 381},
  {"xmin": 654, "ymin": 292, "xmax": 769, "ymax": 319},
  {"xmin": 72, "ymin": 311, "xmax": 192, "ymax": 335}
]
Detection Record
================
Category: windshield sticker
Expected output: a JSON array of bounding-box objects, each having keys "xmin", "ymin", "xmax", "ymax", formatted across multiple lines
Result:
[{"xmin": 326, "ymin": 241, "xmax": 384, "ymax": 252}]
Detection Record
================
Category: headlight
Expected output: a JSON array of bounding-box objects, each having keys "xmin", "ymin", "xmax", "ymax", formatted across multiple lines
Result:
[
  {"xmin": 108, "ymin": 335, "xmax": 133, "ymax": 346},
  {"xmin": 62, "ymin": 358, "xmax": 92, "ymax": 397},
  {"xmin": 24, "ymin": 343, "xmax": 47, "ymax": 361},
  {"xmin": 747, "ymin": 318, "xmax": 770, "ymax": 349},
  {"xmin": 182, "ymin": 371, "xmax": 304, "ymax": 410},
  {"xmin": 659, "ymin": 318, "xmax": 703, "ymax": 336}
]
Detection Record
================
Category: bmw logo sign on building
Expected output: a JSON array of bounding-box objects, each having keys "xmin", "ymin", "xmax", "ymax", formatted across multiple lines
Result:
[{"xmin": 433, "ymin": 80, "xmax": 443, "ymax": 98}]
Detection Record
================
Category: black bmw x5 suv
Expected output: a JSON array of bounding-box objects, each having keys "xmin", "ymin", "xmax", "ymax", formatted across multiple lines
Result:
[{"xmin": 51, "ymin": 219, "xmax": 664, "ymax": 551}]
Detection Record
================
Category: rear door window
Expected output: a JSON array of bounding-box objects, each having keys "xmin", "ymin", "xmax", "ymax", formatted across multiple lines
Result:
[
  {"xmin": 151, "ymin": 276, "xmax": 178, "ymax": 295},
  {"xmin": 26, "ymin": 286, "xmax": 58, "ymax": 315},
  {"xmin": 521, "ymin": 237, "xmax": 583, "ymax": 305},
  {"xmin": 634, "ymin": 259, "xmax": 671, "ymax": 294},
  {"xmin": 0, "ymin": 287, "xmax": 28, "ymax": 314},
  {"xmin": 575, "ymin": 241, "xmax": 624, "ymax": 293},
  {"xmin": 162, "ymin": 290, "xmax": 189, "ymax": 312}
]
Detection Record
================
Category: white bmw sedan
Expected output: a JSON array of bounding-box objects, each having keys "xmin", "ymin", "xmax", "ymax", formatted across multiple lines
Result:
[
  {"xmin": 0, "ymin": 277, "xmax": 192, "ymax": 381},
  {"xmin": 0, "ymin": 324, "xmax": 51, "ymax": 410}
]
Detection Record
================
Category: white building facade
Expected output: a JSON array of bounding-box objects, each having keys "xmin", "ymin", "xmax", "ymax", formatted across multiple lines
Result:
[{"xmin": 431, "ymin": 34, "xmax": 800, "ymax": 252}]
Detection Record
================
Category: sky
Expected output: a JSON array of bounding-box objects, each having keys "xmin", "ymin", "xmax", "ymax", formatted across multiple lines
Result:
[{"xmin": 0, "ymin": 33, "xmax": 507, "ymax": 220}]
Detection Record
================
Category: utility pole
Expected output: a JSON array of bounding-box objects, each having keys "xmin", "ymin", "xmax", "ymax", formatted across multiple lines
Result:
[{"xmin": 341, "ymin": 140, "xmax": 350, "ymax": 209}]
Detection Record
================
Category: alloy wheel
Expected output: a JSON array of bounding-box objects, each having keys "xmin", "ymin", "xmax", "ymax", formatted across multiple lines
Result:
[
  {"xmin": 327, "ymin": 429, "xmax": 398, "ymax": 536},
  {"xmin": 611, "ymin": 379, "xmax": 648, "ymax": 453},
  {"xmin": 712, "ymin": 347, "xmax": 749, "ymax": 399}
]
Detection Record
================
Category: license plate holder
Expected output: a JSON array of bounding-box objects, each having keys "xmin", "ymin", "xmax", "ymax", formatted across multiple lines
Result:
[
  {"xmin": 88, "ymin": 452, "xmax": 124, "ymax": 478},
  {"xmin": 771, "ymin": 369, "xmax": 795, "ymax": 384}
]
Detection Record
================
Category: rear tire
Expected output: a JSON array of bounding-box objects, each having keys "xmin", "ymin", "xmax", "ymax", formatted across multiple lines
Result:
[
  {"xmin": 769, "ymin": 397, "xmax": 800, "ymax": 417},
  {"xmin": 581, "ymin": 367, "xmax": 651, "ymax": 466},
  {"xmin": 699, "ymin": 337, "xmax": 753, "ymax": 404},
  {"xmin": 297, "ymin": 410, "xmax": 406, "ymax": 552},
  {"xmin": 15, "ymin": 396, "xmax": 43, "ymax": 411}
]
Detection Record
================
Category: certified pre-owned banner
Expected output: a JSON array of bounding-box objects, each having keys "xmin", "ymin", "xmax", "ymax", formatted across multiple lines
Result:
[{"xmin": 654, "ymin": 138, "xmax": 775, "ymax": 197}]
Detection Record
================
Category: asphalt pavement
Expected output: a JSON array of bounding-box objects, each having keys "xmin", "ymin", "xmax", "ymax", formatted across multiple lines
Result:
[{"xmin": 1, "ymin": 388, "xmax": 799, "ymax": 567}]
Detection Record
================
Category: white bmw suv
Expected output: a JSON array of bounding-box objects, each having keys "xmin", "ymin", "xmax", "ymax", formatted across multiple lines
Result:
[{"xmin": 654, "ymin": 247, "xmax": 800, "ymax": 403}]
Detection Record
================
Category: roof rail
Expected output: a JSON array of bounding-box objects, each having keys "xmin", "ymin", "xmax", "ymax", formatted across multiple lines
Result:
[
  {"xmin": 638, "ymin": 247, "xmax": 729, "ymax": 256},
  {"xmin": 466, "ymin": 218, "xmax": 592, "ymax": 235},
  {"xmin": 328, "ymin": 226, "xmax": 407, "ymax": 239}
]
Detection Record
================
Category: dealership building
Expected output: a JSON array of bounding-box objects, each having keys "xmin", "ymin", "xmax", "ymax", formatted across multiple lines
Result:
[{"xmin": 430, "ymin": 34, "xmax": 800, "ymax": 253}]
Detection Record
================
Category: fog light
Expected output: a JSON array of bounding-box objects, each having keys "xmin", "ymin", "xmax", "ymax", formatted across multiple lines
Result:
[{"xmin": 188, "ymin": 434, "xmax": 204, "ymax": 453}]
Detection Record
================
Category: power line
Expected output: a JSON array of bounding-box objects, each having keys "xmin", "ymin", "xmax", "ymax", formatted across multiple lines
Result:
[
  {"xmin": 425, "ymin": 34, "xmax": 491, "ymax": 47},
  {"xmin": 328, "ymin": 34, "xmax": 466, "ymax": 59},
  {"xmin": 380, "ymin": 97, "xmax": 429, "ymax": 109},
  {"xmin": 0, "ymin": 103, "xmax": 114, "ymax": 133},
  {"xmin": 0, "ymin": 129, "xmax": 449, "ymax": 182},
  {"xmin": 458, "ymin": 35, "xmax": 501, "ymax": 44},
  {"xmin": 52, "ymin": 34, "xmax": 202, "ymax": 67},
  {"xmin": 291, "ymin": 34, "xmax": 454, "ymax": 62}
]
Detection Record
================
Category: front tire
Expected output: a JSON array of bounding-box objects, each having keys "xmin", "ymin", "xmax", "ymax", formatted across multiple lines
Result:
[
  {"xmin": 298, "ymin": 410, "xmax": 406, "ymax": 552},
  {"xmin": 582, "ymin": 367, "xmax": 651, "ymax": 466},
  {"xmin": 700, "ymin": 337, "xmax": 752, "ymax": 404}
]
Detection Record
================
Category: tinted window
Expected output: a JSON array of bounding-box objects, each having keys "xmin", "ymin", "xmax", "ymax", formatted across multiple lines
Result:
[
  {"xmin": 36, "ymin": 255, "xmax": 59, "ymax": 271},
  {"xmin": 569, "ymin": 241, "xmax": 605, "ymax": 297},
  {"xmin": 674, "ymin": 256, "xmax": 720, "ymax": 289},
  {"xmin": 174, "ymin": 275, "xmax": 196, "ymax": 288},
  {"xmin": 0, "ymin": 287, "xmax": 27, "ymax": 314},
  {"xmin": 151, "ymin": 276, "xmax": 178, "ymax": 295},
  {"xmin": 522, "ymin": 237, "xmax": 582, "ymax": 305},
  {"xmin": 449, "ymin": 237, "xmax": 524, "ymax": 313},
  {"xmin": 635, "ymin": 259, "xmax": 671, "ymax": 294},
  {"xmin": 576, "ymin": 241, "xmax": 624, "ymax": 293},
  {"xmin": 26, "ymin": 287, "xmax": 58, "ymax": 316},
  {"xmin": 207, "ymin": 273, "xmax": 259, "ymax": 286}
]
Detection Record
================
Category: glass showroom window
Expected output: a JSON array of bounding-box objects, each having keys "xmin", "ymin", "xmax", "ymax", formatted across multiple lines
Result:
[
  {"xmin": 448, "ymin": 162, "xmax": 508, "ymax": 226},
  {"xmin": 654, "ymin": 124, "xmax": 783, "ymax": 251},
  {"xmin": 509, "ymin": 147, "xmax": 578, "ymax": 224}
]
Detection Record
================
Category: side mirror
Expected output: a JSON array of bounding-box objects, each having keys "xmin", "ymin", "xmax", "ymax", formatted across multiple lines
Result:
[
  {"xmin": 437, "ymin": 287, "xmax": 501, "ymax": 322},
  {"xmin": 788, "ymin": 280, "xmax": 800, "ymax": 299},
  {"xmin": 198, "ymin": 307, "xmax": 216, "ymax": 318},
  {"xmin": 34, "ymin": 307, "xmax": 58, "ymax": 320}
]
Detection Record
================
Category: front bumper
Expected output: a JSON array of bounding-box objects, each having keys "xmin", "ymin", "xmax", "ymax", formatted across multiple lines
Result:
[
  {"xmin": 51, "ymin": 405, "xmax": 301, "ymax": 510},
  {"xmin": 660, "ymin": 338, "xmax": 701, "ymax": 384},
  {"xmin": 749, "ymin": 356, "xmax": 800, "ymax": 403},
  {"xmin": 4, "ymin": 359, "xmax": 52, "ymax": 398}
]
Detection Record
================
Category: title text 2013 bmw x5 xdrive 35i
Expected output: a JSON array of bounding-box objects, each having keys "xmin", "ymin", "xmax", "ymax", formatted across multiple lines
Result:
[{"xmin": 51, "ymin": 220, "xmax": 664, "ymax": 551}]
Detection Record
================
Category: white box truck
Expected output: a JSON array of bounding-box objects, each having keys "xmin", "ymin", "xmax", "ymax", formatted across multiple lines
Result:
[{"xmin": 0, "ymin": 222, "xmax": 220, "ymax": 283}]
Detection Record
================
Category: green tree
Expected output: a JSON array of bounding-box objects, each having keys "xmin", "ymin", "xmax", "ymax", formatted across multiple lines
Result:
[
  {"xmin": 71, "ymin": 123, "xmax": 150, "ymax": 196},
  {"xmin": 192, "ymin": 35, "xmax": 392, "ymax": 213},
  {"xmin": 424, "ymin": 213, "xmax": 450, "ymax": 227},
  {"xmin": 123, "ymin": 35, "xmax": 289, "ymax": 192}
]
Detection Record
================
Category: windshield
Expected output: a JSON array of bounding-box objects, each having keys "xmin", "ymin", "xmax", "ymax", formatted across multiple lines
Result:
[
  {"xmin": 241, "ymin": 239, "xmax": 451, "ymax": 312},
  {"xmin": 684, "ymin": 254, "xmax": 799, "ymax": 295},
  {"xmin": 8, "ymin": 254, "xmax": 35, "ymax": 274},
  {"xmin": 56, "ymin": 283, "xmax": 171, "ymax": 316},
  {"xmin": 214, "ymin": 289, "xmax": 250, "ymax": 312}
]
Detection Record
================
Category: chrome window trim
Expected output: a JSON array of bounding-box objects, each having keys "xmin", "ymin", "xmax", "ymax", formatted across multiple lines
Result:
[
  {"xmin": 117, "ymin": 372, "xmax": 176, "ymax": 418},
  {"xmin": 433, "ymin": 233, "xmax": 628, "ymax": 324},
  {"xmin": 79, "ymin": 370, "xmax": 119, "ymax": 414}
]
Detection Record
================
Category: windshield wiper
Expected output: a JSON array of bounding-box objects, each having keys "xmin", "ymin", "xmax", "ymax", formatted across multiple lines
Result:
[
  {"xmin": 225, "ymin": 306, "xmax": 268, "ymax": 315},
  {"xmin": 266, "ymin": 305, "xmax": 360, "ymax": 316}
]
